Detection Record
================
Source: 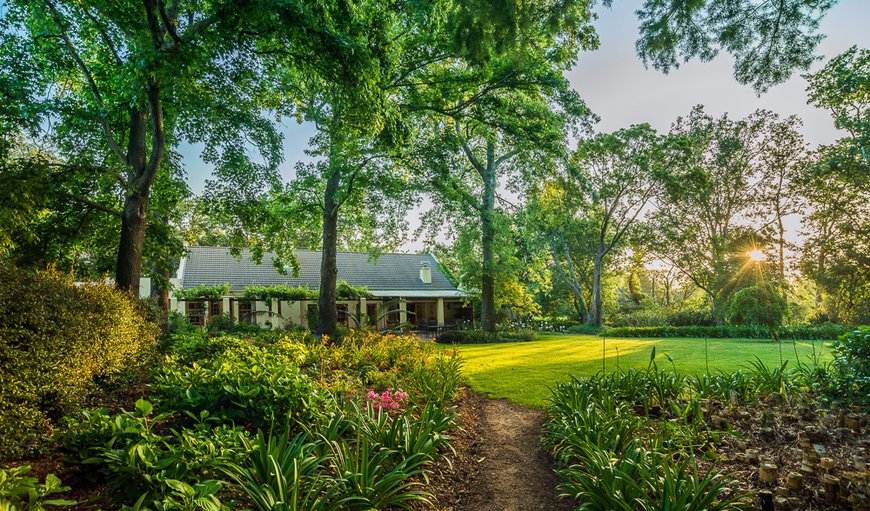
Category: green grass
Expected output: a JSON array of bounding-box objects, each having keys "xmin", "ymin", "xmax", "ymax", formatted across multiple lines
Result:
[{"xmin": 458, "ymin": 334, "xmax": 832, "ymax": 409}]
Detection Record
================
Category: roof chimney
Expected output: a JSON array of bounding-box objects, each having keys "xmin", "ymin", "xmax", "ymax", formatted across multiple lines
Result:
[{"xmin": 420, "ymin": 261, "xmax": 432, "ymax": 284}]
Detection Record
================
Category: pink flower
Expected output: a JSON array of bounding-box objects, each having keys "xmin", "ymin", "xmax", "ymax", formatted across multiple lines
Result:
[{"xmin": 365, "ymin": 387, "xmax": 412, "ymax": 411}]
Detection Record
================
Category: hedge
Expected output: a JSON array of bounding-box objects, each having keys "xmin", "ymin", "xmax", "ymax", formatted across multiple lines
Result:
[
  {"xmin": 0, "ymin": 264, "xmax": 160, "ymax": 460},
  {"xmin": 436, "ymin": 329, "xmax": 537, "ymax": 344},
  {"xmin": 599, "ymin": 324, "xmax": 853, "ymax": 340}
]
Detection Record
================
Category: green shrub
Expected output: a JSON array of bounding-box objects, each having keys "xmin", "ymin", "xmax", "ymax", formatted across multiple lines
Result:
[
  {"xmin": 728, "ymin": 283, "xmax": 787, "ymax": 332},
  {"xmin": 565, "ymin": 323, "xmax": 603, "ymax": 335},
  {"xmin": 821, "ymin": 327, "xmax": 870, "ymax": 410},
  {"xmin": 607, "ymin": 308, "xmax": 715, "ymax": 328},
  {"xmin": 543, "ymin": 372, "xmax": 748, "ymax": 511},
  {"xmin": 435, "ymin": 329, "xmax": 536, "ymax": 344},
  {"xmin": 352, "ymin": 401, "xmax": 458, "ymax": 463},
  {"xmin": 169, "ymin": 311, "xmax": 197, "ymax": 334},
  {"xmin": 0, "ymin": 465, "xmax": 75, "ymax": 511},
  {"xmin": 600, "ymin": 324, "xmax": 850, "ymax": 340},
  {"xmin": 219, "ymin": 430, "xmax": 341, "ymax": 511},
  {"xmin": 58, "ymin": 399, "xmax": 246, "ymax": 503},
  {"xmin": 0, "ymin": 264, "xmax": 159, "ymax": 460},
  {"xmin": 153, "ymin": 344, "xmax": 331, "ymax": 430},
  {"xmin": 325, "ymin": 436, "xmax": 430, "ymax": 509}
]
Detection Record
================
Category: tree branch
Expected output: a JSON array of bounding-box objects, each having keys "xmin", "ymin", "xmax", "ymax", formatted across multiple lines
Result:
[
  {"xmin": 62, "ymin": 192, "xmax": 122, "ymax": 217},
  {"xmin": 158, "ymin": 0, "xmax": 182, "ymax": 45},
  {"xmin": 43, "ymin": 0, "xmax": 127, "ymax": 162},
  {"xmin": 142, "ymin": 82, "xmax": 165, "ymax": 185},
  {"xmin": 454, "ymin": 120, "xmax": 484, "ymax": 175},
  {"xmin": 79, "ymin": 7, "xmax": 123, "ymax": 65},
  {"xmin": 494, "ymin": 149, "xmax": 519, "ymax": 168}
]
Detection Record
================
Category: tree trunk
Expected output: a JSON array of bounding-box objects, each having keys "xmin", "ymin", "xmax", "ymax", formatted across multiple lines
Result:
[
  {"xmin": 116, "ymin": 192, "xmax": 149, "ymax": 296},
  {"xmin": 479, "ymin": 144, "xmax": 497, "ymax": 332},
  {"xmin": 572, "ymin": 296, "xmax": 582, "ymax": 319},
  {"xmin": 777, "ymin": 213, "xmax": 786, "ymax": 285},
  {"xmin": 114, "ymin": 85, "xmax": 164, "ymax": 297},
  {"xmin": 589, "ymin": 251, "xmax": 604, "ymax": 326},
  {"xmin": 318, "ymin": 168, "xmax": 341, "ymax": 338}
]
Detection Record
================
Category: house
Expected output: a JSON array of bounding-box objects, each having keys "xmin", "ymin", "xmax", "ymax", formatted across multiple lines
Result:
[{"xmin": 170, "ymin": 246, "xmax": 471, "ymax": 330}]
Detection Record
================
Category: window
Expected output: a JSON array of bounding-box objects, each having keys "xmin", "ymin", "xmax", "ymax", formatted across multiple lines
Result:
[
  {"xmin": 209, "ymin": 300, "xmax": 222, "ymax": 318},
  {"xmin": 238, "ymin": 301, "xmax": 254, "ymax": 324},
  {"xmin": 367, "ymin": 304, "xmax": 377, "ymax": 326},
  {"xmin": 307, "ymin": 304, "xmax": 318, "ymax": 327},
  {"xmin": 186, "ymin": 301, "xmax": 205, "ymax": 327},
  {"xmin": 386, "ymin": 302, "xmax": 400, "ymax": 327}
]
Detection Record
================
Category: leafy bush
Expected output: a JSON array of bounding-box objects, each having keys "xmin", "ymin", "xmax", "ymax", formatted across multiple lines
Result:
[
  {"xmin": 153, "ymin": 346, "xmax": 331, "ymax": 430},
  {"xmin": 728, "ymin": 283, "xmax": 787, "ymax": 331},
  {"xmin": 58, "ymin": 399, "xmax": 246, "ymax": 503},
  {"xmin": 600, "ymin": 324, "xmax": 850, "ymax": 340},
  {"xmin": 352, "ymin": 402, "xmax": 458, "ymax": 463},
  {"xmin": 435, "ymin": 329, "xmax": 536, "ymax": 344},
  {"xmin": 61, "ymin": 329, "xmax": 461, "ymax": 510},
  {"xmin": 219, "ymin": 430, "xmax": 341, "ymax": 511},
  {"xmin": 325, "ymin": 436, "xmax": 430, "ymax": 510},
  {"xmin": 205, "ymin": 313, "xmax": 235, "ymax": 333},
  {"xmin": 607, "ymin": 308, "xmax": 715, "ymax": 328},
  {"xmin": 820, "ymin": 327, "xmax": 870, "ymax": 410},
  {"xmin": 0, "ymin": 264, "xmax": 159, "ymax": 460},
  {"xmin": 0, "ymin": 465, "xmax": 75, "ymax": 511},
  {"xmin": 402, "ymin": 348, "xmax": 463, "ymax": 406},
  {"xmin": 169, "ymin": 311, "xmax": 198, "ymax": 334},
  {"xmin": 221, "ymin": 402, "xmax": 455, "ymax": 511},
  {"xmin": 565, "ymin": 323, "xmax": 603, "ymax": 335}
]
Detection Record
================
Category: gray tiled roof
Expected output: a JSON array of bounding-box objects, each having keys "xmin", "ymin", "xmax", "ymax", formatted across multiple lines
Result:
[{"xmin": 180, "ymin": 246, "xmax": 457, "ymax": 292}]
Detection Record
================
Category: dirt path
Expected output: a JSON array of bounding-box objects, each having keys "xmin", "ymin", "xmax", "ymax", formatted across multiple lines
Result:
[{"xmin": 422, "ymin": 389, "xmax": 574, "ymax": 511}]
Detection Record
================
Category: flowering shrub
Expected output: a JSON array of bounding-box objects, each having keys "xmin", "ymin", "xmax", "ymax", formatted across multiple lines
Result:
[{"xmin": 366, "ymin": 388, "xmax": 410, "ymax": 410}]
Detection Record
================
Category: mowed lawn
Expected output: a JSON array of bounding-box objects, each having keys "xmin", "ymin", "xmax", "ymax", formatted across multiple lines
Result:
[{"xmin": 458, "ymin": 334, "xmax": 832, "ymax": 409}]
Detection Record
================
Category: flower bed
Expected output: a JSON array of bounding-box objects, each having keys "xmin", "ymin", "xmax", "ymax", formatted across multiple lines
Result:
[
  {"xmin": 2, "ymin": 329, "xmax": 463, "ymax": 511},
  {"xmin": 542, "ymin": 344, "xmax": 870, "ymax": 510}
]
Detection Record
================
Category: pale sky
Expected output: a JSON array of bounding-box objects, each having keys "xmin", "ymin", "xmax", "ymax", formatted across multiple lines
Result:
[{"xmin": 179, "ymin": 0, "xmax": 870, "ymax": 251}]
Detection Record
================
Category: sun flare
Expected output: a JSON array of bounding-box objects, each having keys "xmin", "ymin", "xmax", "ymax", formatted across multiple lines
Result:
[{"xmin": 748, "ymin": 249, "xmax": 765, "ymax": 262}]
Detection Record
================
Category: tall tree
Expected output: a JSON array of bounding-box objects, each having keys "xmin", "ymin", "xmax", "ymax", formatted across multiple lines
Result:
[
  {"xmin": 797, "ymin": 47, "xmax": 869, "ymax": 323},
  {"xmin": 527, "ymin": 179, "xmax": 597, "ymax": 322},
  {"xmin": 203, "ymin": 0, "xmax": 454, "ymax": 336},
  {"xmin": 805, "ymin": 46, "xmax": 869, "ymax": 175},
  {"xmin": 207, "ymin": 0, "xmax": 599, "ymax": 335},
  {"xmin": 408, "ymin": 38, "xmax": 594, "ymax": 330},
  {"xmin": 572, "ymin": 125, "xmax": 663, "ymax": 325},
  {"xmin": 2, "ymin": 0, "xmax": 388, "ymax": 295},
  {"xmin": 528, "ymin": 126, "xmax": 663, "ymax": 326},
  {"xmin": 751, "ymin": 113, "xmax": 807, "ymax": 284},
  {"xmin": 651, "ymin": 107, "xmax": 771, "ymax": 321}
]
